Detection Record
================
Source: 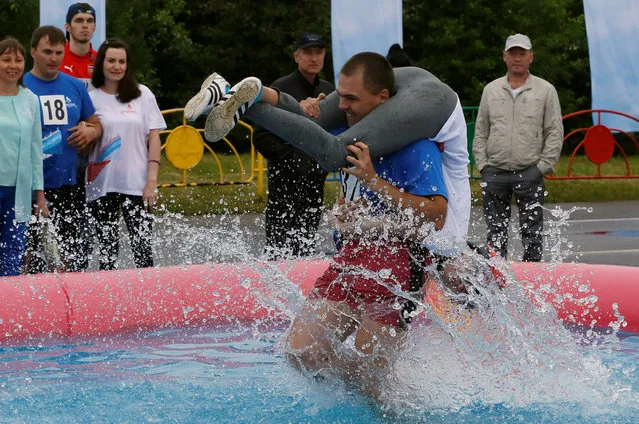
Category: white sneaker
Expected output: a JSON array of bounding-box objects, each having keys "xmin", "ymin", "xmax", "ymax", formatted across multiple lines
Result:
[
  {"xmin": 204, "ymin": 77, "xmax": 262, "ymax": 142},
  {"xmin": 184, "ymin": 72, "xmax": 230, "ymax": 121}
]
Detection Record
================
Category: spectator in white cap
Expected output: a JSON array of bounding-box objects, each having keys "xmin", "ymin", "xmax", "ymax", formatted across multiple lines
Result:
[{"xmin": 472, "ymin": 33, "xmax": 563, "ymax": 262}]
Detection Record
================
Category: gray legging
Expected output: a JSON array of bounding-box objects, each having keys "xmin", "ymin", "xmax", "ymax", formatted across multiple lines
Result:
[{"xmin": 245, "ymin": 66, "xmax": 458, "ymax": 172}]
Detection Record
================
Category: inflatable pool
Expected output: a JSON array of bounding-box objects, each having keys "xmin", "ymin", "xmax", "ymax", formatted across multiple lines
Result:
[{"xmin": 1, "ymin": 261, "xmax": 637, "ymax": 342}]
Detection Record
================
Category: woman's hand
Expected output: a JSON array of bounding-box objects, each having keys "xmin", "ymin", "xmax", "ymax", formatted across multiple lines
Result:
[
  {"xmin": 34, "ymin": 201, "xmax": 50, "ymax": 219},
  {"xmin": 33, "ymin": 190, "xmax": 50, "ymax": 218},
  {"xmin": 143, "ymin": 183, "xmax": 158, "ymax": 213},
  {"xmin": 342, "ymin": 142, "xmax": 379, "ymax": 187},
  {"xmin": 333, "ymin": 197, "xmax": 369, "ymax": 224}
]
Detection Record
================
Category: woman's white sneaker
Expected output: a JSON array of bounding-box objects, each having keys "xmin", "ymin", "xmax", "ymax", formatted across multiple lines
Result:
[
  {"xmin": 183, "ymin": 72, "xmax": 230, "ymax": 121},
  {"xmin": 204, "ymin": 77, "xmax": 262, "ymax": 142}
]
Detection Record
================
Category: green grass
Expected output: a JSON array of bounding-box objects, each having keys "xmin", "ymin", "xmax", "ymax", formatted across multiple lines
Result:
[
  {"xmin": 158, "ymin": 153, "xmax": 639, "ymax": 215},
  {"xmin": 157, "ymin": 149, "xmax": 262, "ymax": 215},
  {"xmin": 156, "ymin": 151, "xmax": 341, "ymax": 215}
]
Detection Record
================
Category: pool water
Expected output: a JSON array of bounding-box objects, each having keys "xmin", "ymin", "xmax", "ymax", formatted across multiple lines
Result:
[{"xmin": 1, "ymin": 322, "xmax": 638, "ymax": 423}]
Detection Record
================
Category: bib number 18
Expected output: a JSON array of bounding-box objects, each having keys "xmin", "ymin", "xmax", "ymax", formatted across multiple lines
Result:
[{"xmin": 40, "ymin": 95, "xmax": 69, "ymax": 125}]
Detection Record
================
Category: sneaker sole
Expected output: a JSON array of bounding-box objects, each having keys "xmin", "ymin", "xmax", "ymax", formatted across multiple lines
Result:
[
  {"xmin": 204, "ymin": 79, "xmax": 260, "ymax": 142},
  {"xmin": 184, "ymin": 72, "xmax": 219, "ymax": 121}
]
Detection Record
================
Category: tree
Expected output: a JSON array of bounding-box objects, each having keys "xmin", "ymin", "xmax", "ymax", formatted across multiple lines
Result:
[
  {"xmin": 2, "ymin": 0, "xmax": 590, "ymax": 116},
  {"xmin": 403, "ymin": 0, "xmax": 589, "ymax": 113},
  {"xmin": 104, "ymin": 0, "xmax": 197, "ymax": 110},
  {"xmin": 0, "ymin": 0, "xmax": 39, "ymax": 56}
]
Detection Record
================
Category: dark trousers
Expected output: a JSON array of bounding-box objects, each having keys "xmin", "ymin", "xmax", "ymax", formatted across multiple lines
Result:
[
  {"xmin": 91, "ymin": 193, "xmax": 153, "ymax": 270},
  {"xmin": 481, "ymin": 165, "xmax": 544, "ymax": 262},
  {"xmin": 264, "ymin": 172, "xmax": 325, "ymax": 259},
  {"xmin": 0, "ymin": 186, "xmax": 27, "ymax": 276},
  {"xmin": 75, "ymin": 166, "xmax": 95, "ymax": 272},
  {"xmin": 26, "ymin": 184, "xmax": 90, "ymax": 273}
]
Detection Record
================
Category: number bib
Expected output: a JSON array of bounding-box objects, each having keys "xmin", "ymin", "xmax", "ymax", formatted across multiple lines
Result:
[
  {"xmin": 39, "ymin": 95, "xmax": 69, "ymax": 125},
  {"xmin": 341, "ymin": 169, "xmax": 362, "ymax": 202}
]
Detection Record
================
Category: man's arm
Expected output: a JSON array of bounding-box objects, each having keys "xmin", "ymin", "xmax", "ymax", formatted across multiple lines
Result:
[
  {"xmin": 342, "ymin": 142, "xmax": 447, "ymax": 230},
  {"xmin": 537, "ymin": 85, "xmax": 563, "ymax": 175},
  {"xmin": 67, "ymin": 114, "xmax": 102, "ymax": 153},
  {"xmin": 472, "ymin": 87, "xmax": 491, "ymax": 173}
]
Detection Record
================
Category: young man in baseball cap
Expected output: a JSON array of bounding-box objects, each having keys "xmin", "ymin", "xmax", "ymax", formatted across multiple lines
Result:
[{"xmin": 61, "ymin": 2, "xmax": 97, "ymax": 90}]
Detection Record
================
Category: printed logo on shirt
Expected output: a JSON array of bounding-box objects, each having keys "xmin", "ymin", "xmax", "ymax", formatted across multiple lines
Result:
[
  {"xmin": 79, "ymin": 78, "xmax": 94, "ymax": 91},
  {"xmin": 340, "ymin": 169, "xmax": 362, "ymax": 202},
  {"xmin": 87, "ymin": 160, "xmax": 110, "ymax": 184},
  {"xmin": 87, "ymin": 136, "xmax": 122, "ymax": 183},
  {"xmin": 65, "ymin": 96, "xmax": 78, "ymax": 109},
  {"xmin": 42, "ymin": 129, "xmax": 64, "ymax": 155},
  {"xmin": 88, "ymin": 64, "xmax": 94, "ymax": 75},
  {"xmin": 97, "ymin": 136, "xmax": 122, "ymax": 162},
  {"xmin": 63, "ymin": 65, "xmax": 74, "ymax": 73},
  {"xmin": 121, "ymin": 103, "xmax": 138, "ymax": 114}
]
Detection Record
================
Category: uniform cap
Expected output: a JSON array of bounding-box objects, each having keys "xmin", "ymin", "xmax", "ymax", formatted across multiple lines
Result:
[
  {"xmin": 66, "ymin": 3, "xmax": 96, "ymax": 24},
  {"xmin": 296, "ymin": 33, "xmax": 326, "ymax": 49}
]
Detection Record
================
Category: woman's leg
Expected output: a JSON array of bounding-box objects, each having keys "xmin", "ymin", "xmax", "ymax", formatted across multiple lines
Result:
[
  {"xmin": 120, "ymin": 194, "xmax": 154, "ymax": 268},
  {"xmin": 0, "ymin": 187, "xmax": 27, "ymax": 276},
  {"xmin": 92, "ymin": 193, "xmax": 121, "ymax": 270},
  {"xmin": 245, "ymin": 67, "xmax": 459, "ymax": 171}
]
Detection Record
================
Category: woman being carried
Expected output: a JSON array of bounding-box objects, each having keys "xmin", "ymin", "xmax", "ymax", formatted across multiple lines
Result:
[{"xmin": 185, "ymin": 64, "xmax": 470, "ymax": 252}]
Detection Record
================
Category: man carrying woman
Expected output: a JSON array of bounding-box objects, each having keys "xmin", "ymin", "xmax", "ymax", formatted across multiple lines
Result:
[{"xmin": 185, "ymin": 59, "xmax": 471, "ymax": 255}]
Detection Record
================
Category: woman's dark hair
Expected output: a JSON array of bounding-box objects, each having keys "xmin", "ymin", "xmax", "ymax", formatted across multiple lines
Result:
[
  {"xmin": 0, "ymin": 38, "xmax": 26, "ymax": 86},
  {"xmin": 92, "ymin": 38, "xmax": 141, "ymax": 103},
  {"xmin": 386, "ymin": 43, "xmax": 411, "ymax": 68}
]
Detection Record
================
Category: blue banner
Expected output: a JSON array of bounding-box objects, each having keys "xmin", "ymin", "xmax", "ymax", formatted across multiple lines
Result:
[
  {"xmin": 330, "ymin": 0, "xmax": 402, "ymax": 84},
  {"xmin": 40, "ymin": 0, "xmax": 106, "ymax": 48},
  {"xmin": 584, "ymin": 0, "xmax": 639, "ymax": 131}
]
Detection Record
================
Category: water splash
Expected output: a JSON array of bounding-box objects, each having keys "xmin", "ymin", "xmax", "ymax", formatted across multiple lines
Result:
[
  {"xmin": 544, "ymin": 205, "xmax": 592, "ymax": 263},
  {"xmin": 376, "ymin": 257, "xmax": 638, "ymax": 418},
  {"xmin": 44, "ymin": 205, "xmax": 639, "ymax": 420}
]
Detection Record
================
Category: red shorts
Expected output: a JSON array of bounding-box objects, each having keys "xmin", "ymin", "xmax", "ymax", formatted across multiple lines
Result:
[{"xmin": 309, "ymin": 240, "xmax": 431, "ymax": 327}]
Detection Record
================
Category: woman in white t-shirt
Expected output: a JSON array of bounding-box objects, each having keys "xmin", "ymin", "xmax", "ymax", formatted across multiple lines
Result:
[{"xmin": 87, "ymin": 38, "xmax": 166, "ymax": 270}]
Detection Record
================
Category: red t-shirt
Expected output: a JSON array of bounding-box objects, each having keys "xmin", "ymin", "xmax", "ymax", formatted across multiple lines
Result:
[{"xmin": 60, "ymin": 42, "xmax": 97, "ymax": 90}]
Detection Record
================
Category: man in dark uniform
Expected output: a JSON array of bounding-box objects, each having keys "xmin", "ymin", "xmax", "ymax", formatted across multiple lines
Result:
[{"xmin": 253, "ymin": 34, "xmax": 334, "ymax": 259}]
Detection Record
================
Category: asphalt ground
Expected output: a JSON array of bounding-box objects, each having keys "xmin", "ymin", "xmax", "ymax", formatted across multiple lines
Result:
[{"xmin": 467, "ymin": 200, "xmax": 639, "ymax": 266}]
